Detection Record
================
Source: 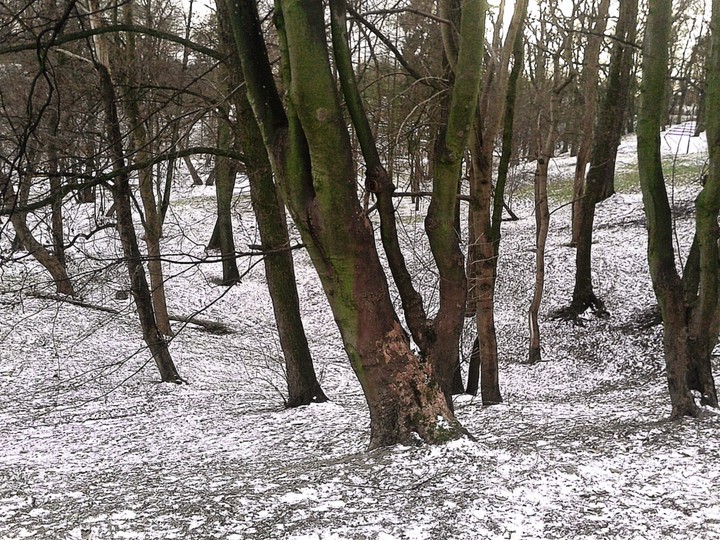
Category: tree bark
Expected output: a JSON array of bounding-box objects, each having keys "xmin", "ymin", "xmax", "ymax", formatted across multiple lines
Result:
[
  {"xmin": 216, "ymin": 0, "xmax": 326, "ymax": 405},
  {"xmin": 564, "ymin": 0, "xmax": 639, "ymax": 319},
  {"xmin": 465, "ymin": 0, "xmax": 528, "ymax": 403},
  {"xmin": 637, "ymin": 0, "xmax": 697, "ymax": 417},
  {"xmin": 94, "ymin": 47, "xmax": 182, "ymax": 383},
  {"xmin": 570, "ymin": 0, "xmax": 611, "ymax": 246},
  {"xmin": 2, "ymin": 172, "xmax": 75, "ymax": 296},
  {"xmin": 121, "ymin": 2, "xmax": 172, "ymax": 336},
  {"xmin": 226, "ymin": 0, "xmax": 478, "ymax": 446},
  {"xmin": 210, "ymin": 92, "xmax": 241, "ymax": 285}
]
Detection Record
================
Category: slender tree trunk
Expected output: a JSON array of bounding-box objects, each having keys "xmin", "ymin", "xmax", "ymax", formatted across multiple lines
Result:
[
  {"xmin": 211, "ymin": 100, "xmax": 241, "ymax": 285},
  {"xmin": 685, "ymin": 0, "xmax": 720, "ymax": 407},
  {"xmin": 565, "ymin": 0, "xmax": 638, "ymax": 318},
  {"xmin": 570, "ymin": 0, "xmax": 611, "ymax": 246},
  {"xmin": 121, "ymin": 2, "xmax": 172, "ymax": 336},
  {"xmin": 465, "ymin": 0, "xmax": 527, "ymax": 403},
  {"xmin": 528, "ymin": 128, "xmax": 553, "ymax": 364},
  {"xmin": 91, "ymin": 31, "xmax": 182, "ymax": 383},
  {"xmin": 217, "ymin": 0, "xmax": 325, "ymax": 405},
  {"xmin": 2, "ymin": 172, "xmax": 75, "ymax": 296}
]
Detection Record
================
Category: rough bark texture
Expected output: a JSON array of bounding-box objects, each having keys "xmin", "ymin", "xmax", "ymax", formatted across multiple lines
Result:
[
  {"xmin": 637, "ymin": 0, "xmax": 697, "ymax": 417},
  {"xmin": 331, "ymin": 0, "xmax": 482, "ymax": 407},
  {"xmin": 226, "ymin": 0, "xmax": 474, "ymax": 446}
]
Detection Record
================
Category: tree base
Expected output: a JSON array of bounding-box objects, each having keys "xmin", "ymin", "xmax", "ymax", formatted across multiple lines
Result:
[{"xmin": 551, "ymin": 292, "xmax": 609, "ymax": 322}]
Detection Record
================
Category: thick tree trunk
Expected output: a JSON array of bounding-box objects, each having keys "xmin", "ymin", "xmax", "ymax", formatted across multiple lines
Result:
[
  {"xmin": 330, "ymin": 0, "xmax": 480, "ymax": 407},
  {"xmin": 226, "ymin": 0, "xmax": 479, "ymax": 445},
  {"xmin": 637, "ymin": 0, "xmax": 697, "ymax": 417}
]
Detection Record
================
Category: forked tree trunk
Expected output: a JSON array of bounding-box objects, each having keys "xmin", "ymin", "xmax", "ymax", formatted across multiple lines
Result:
[
  {"xmin": 637, "ymin": 0, "xmax": 703, "ymax": 417},
  {"xmin": 329, "ymin": 0, "xmax": 479, "ymax": 407},
  {"xmin": 226, "ymin": 0, "xmax": 484, "ymax": 445}
]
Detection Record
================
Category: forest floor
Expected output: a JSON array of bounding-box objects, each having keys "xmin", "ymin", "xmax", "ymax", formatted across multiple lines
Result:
[{"xmin": 1, "ymin": 130, "xmax": 719, "ymax": 539}]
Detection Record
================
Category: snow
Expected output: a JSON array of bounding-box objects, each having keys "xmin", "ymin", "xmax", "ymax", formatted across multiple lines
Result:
[{"xmin": 1, "ymin": 130, "xmax": 719, "ymax": 539}]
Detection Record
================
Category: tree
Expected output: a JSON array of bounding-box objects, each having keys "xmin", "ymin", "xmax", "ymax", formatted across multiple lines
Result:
[
  {"xmin": 562, "ymin": 0, "xmax": 639, "ymax": 319},
  {"xmin": 465, "ymin": 0, "xmax": 528, "ymax": 402},
  {"xmin": 215, "ymin": 0, "xmax": 327, "ymax": 406},
  {"xmin": 225, "ymin": 0, "xmax": 486, "ymax": 446},
  {"xmin": 569, "ymin": 0, "xmax": 611, "ymax": 247},
  {"xmin": 87, "ymin": 0, "xmax": 183, "ymax": 383},
  {"xmin": 637, "ymin": 0, "xmax": 718, "ymax": 416}
]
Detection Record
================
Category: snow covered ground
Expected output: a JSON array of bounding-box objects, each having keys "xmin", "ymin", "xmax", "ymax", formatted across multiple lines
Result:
[{"xmin": 1, "ymin": 130, "xmax": 719, "ymax": 539}]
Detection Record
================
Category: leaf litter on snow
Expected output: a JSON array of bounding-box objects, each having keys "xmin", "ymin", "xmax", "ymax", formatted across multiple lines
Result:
[{"xmin": 1, "ymin": 132, "xmax": 720, "ymax": 539}]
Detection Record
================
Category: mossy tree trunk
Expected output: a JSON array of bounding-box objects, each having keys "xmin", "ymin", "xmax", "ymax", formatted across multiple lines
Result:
[
  {"xmin": 637, "ymin": 0, "xmax": 719, "ymax": 417},
  {"xmin": 225, "ymin": 0, "xmax": 486, "ymax": 446},
  {"xmin": 216, "ymin": 1, "xmax": 326, "ymax": 406}
]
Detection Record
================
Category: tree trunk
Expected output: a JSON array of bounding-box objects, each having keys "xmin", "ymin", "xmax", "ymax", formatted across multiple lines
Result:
[
  {"xmin": 637, "ymin": 0, "xmax": 697, "ymax": 417},
  {"xmin": 329, "ymin": 0, "xmax": 483, "ymax": 407},
  {"xmin": 226, "ymin": 0, "xmax": 482, "ymax": 445},
  {"xmin": 528, "ymin": 133, "xmax": 552, "ymax": 364},
  {"xmin": 211, "ymin": 99, "xmax": 241, "ymax": 285},
  {"xmin": 94, "ymin": 55, "xmax": 182, "ymax": 383},
  {"xmin": 685, "ymin": 0, "xmax": 720, "ymax": 407},
  {"xmin": 121, "ymin": 2, "xmax": 172, "ymax": 337},
  {"xmin": 2, "ymin": 172, "xmax": 75, "ymax": 296},
  {"xmin": 570, "ymin": 0, "xmax": 611, "ymax": 246},
  {"xmin": 217, "ymin": 0, "xmax": 325, "ymax": 405},
  {"xmin": 566, "ymin": 0, "xmax": 638, "ymax": 318},
  {"xmin": 466, "ymin": 0, "xmax": 528, "ymax": 403}
]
